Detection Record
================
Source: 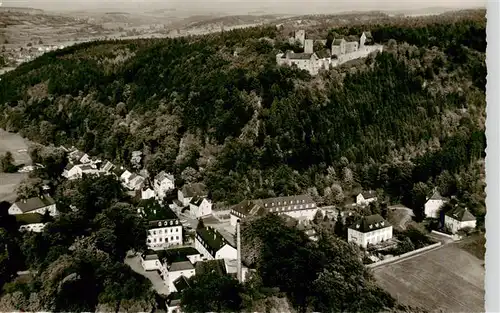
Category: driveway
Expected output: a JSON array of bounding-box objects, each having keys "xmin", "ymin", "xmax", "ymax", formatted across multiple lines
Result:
[{"xmin": 124, "ymin": 252, "xmax": 169, "ymax": 295}]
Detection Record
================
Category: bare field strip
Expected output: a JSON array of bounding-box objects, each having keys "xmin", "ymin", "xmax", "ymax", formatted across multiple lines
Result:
[
  {"xmin": 372, "ymin": 244, "xmax": 484, "ymax": 313},
  {"xmin": 0, "ymin": 129, "xmax": 32, "ymax": 165}
]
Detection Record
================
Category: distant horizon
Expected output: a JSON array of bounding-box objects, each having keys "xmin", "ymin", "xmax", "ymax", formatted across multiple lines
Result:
[{"xmin": 0, "ymin": 0, "xmax": 486, "ymax": 16}]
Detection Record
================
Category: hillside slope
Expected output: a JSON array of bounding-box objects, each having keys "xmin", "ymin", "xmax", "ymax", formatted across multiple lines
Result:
[{"xmin": 0, "ymin": 10, "xmax": 486, "ymax": 218}]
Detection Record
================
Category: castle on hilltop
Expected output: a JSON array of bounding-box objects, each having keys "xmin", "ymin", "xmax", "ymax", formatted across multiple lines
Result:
[{"xmin": 276, "ymin": 30, "xmax": 383, "ymax": 75}]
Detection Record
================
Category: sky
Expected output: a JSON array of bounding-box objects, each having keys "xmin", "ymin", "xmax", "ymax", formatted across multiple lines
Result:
[{"xmin": 0, "ymin": 0, "xmax": 486, "ymax": 14}]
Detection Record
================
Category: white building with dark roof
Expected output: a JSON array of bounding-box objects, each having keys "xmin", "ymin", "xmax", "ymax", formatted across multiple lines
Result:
[
  {"xmin": 9, "ymin": 195, "xmax": 58, "ymax": 217},
  {"xmin": 356, "ymin": 190, "xmax": 378, "ymax": 206},
  {"xmin": 188, "ymin": 196, "xmax": 212, "ymax": 219},
  {"xmin": 444, "ymin": 207, "xmax": 477, "ymax": 234},
  {"xmin": 178, "ymin": 183, "xmax": 208, "ymax": 207},
  {"xmin": 163, "ymin": 260, "xmax": 195, "ymax": 293},
  {"xmin": 425, "ymin": 190, "xmax": 448, "ymax": 218},
  {"xmin": 138, "ymin": 199, "xmax": 183, "ymax": 250},
  {"xmin": 15, "ymin": 212, "xmax": 52, "ymax": 232},
  {"xmin": 347, "ymin": 214, "xmax": 393, "ymax": 248},
  {"xmin": 230, "ymin": 194, "xmax": 317, "ymax": 227},
  {"xmin": 154, "ymin": 171, "xmax": 175, "ymax": 201},
  {"xmin": 195, "ymin": 226, "xmax": 237, "ymax": 261}
]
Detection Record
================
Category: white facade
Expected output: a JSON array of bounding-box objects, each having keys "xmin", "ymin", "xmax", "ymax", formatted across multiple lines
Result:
[
  {"xmin": 19, "ymin": 223, "xmax": 46, "ymax": 232},
  {"xmin": 9, "ymin": 202, "xmax": 57, "ymax": 217},
  {"xmin": 444, "ymin": 215, "xmax": 477, "ymax": 234},
  {"xmin": 195, "ymin": 237, "xmax": 237, "ymax": 261},
  {"xmin": 147, "ymin": 224, "xmax": 183, "ymax": 250},
  {"xmin": 141, "ymin": 256, "xmax": 162, "ymax": 271},
  {"xmin": 80, "ymin": 154, "xmax": 91, "ymax": 164},
  {"xmin": 120, "ymin": 170, "xmax": 133, "ymax": 183},
  {"xmin": 161, "ymin": 264, "xmax": 196, "ymax": 293},
  {"xmin": 189, "ymin": 198, "xmax": 213, "ymax": 219},
  {"xmin": 425, "ymin": 199, "xmax": 446, "ymax": 218},
  {"xmin": 154, "ymin": 172, "xmax": 175, "ymax": 201},
  {"xmin": 348, "ymin": 226, "xmax": 393, "ymax": 248},
  {"xmin": 142, "ymin": 188, "xmax": 155, "ymax": 200},
  {"xmin": 356, "ymin": 193, "xmax": 377, "ymax": 206}
]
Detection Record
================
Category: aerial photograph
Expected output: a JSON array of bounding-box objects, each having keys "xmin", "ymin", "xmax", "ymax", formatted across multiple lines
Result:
[{"xmin": 0, "ymin": 0, "xmax": 487, "ymax": 312}]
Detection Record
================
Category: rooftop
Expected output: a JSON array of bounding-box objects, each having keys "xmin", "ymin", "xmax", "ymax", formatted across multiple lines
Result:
[
  {"xmin": 196, "ymin": 226, "xmax": 233, "ymax": 253},
  {"xmin": 14, "ymin": 195, "xmax": 55, "ymax": 213},
  {"xmin": 428, "ymin": 190, "xmax": 447, "ymax": 201},
  {"xmin": 361, "ymin": 190, "xmax": 377, "ymax": 200},
  {"xmin": 285, "ymin": 52, "xmax": 314, "ymax": 60},
  {"xmin": 189, "ymin": 196, "xmax": 204, "ymax": 207},
  {"xmin": 138, "ymin": 199, "xmax": 178, "ymax": 220},
  {"xmin": 15, "ymin": 212, "xmax": 46, "ymax": 225},
  {"xmin": 232, "ymin": 194, "xmax": 315, "ymax": 216},
  {"xmin": 155, "ymin": 171, "xmax": 174, "ymax": 183},
  {"xmin": 172, "ymin": 276, "xmax": 190, "ymax": 292},
  {"xmin": 349, "ymin": 214, "xmax": 391, "ymax": 233},
  {"xmin": 445, "ymin": 207, "xmax": 476, "ymax": 222},
  {"xmin": 169, "ymin": 260, "xmax": 194, "ymax": 272},
  {"xmin": 195, "ymin": 259, "xmax": 227, "ymax": 276}
]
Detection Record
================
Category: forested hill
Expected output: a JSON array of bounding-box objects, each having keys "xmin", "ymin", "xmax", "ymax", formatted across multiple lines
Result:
[{"xmin": 0, "ymin": 10, "xmax": 486, "ymax": 219}]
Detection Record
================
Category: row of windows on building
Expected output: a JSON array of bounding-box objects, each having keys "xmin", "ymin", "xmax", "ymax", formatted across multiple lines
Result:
[
  {"xmin": 264, "ymin": 199, "xmax": 308, "ymax": 207},
  {"xmin": 150, "ymin": 227, "xmax": 180, "ymax": 235},
  {"xmin": 268, "ymin": 203, "xmax": 315, "ymax": 212},
  {"xmin": 156, "ymin": 220, "xmax": 180, "ymax": 227},
  {"xmin": 147, "ymin": 236, "xmax": 180, "ymax": 243}
]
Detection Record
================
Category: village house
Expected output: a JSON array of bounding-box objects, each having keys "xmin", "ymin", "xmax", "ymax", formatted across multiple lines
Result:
[
  {"xmin": 127, "ymin": 173, "xmax": 146, "ymax": 191},
  {"xmin": 8, "ymin": 194, "xmax": 58, "ymax": 217},
  {"xmin": 68, "ymin": 150, "xmax": 85, "ymax": 164},
  {"xmin": 15, "ymin": 213, "xmax": 51, "ymax": 232},
  {"xmin": 444, "ymin": 207, "xmax": 477, "ymax": 234},
  {"xmin": 162, "ymin": 260, "xmax": 196, "ymax": 293},
  {"xmin": 347, "ymin": 214, "xmax": 393, "ymax": 248},
  {"xmin": 178, "ymin": 183, "xmax": 208, "ymax": 207},
  {"xmin": 356, "ymin": 190, "xmax": 378, "ymax": 206},
  {"xmin": 195, "ymin": 226, "xmax": 237, "ymax": 261},
  {"xmin": 140, "ymin": 250, "xmax": 163, "ymax": 271},
  {"xmin": 188, "ymin": 196, "xmax": 213, "ymax": 219},
  {"xmin": 154, "ymin": 171, "xmax": 176, "ymax": 201},
  {"xmin": 138, "ymin": 199, "xmax": 183, "ymax": 250},
  {"xmin": 425, "ymin": 189, "xmax": 448, "ymax": 218},
  {"xmin": 100, "ymin": 161, "xmax": 115, "ymax": 173},
  {"xmin": 165, "ymin": 294, "xmax": 182, "ymax": 313},
  {"xmin": 63, "ymin": 163, "xmax": 99, "ymax": 180},
  {"xmin": 230, "ymin": 194, "xmax": 318, "ymax": 227},
  {"xmin": 141, "ymin": 186, "xmax": 155, "ymax": 200}
]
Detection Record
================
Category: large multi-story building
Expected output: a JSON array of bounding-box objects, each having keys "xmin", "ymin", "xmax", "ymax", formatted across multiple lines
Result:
[
  {"xmin": 229, "ymin": 194, "xmax": 318, "ymax": 227},
  {"xmin": 8, "ymin": 194, "xmax": 58, "ymax": 217},
  {"xmin": 138, "ymin": 199, "xmax": 183, "ymax": 250},
  {"xmin": 347, "ymin": 214, "xmax": 393, "ymax": 248}
]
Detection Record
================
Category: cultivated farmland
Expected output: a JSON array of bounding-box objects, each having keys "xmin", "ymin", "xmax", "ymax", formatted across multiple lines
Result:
[
  {"xmin": 0, "ymin": 129, "xmax": 32, "ymax": 202},
  {"xmin": 373, "ymin": 243, "xmax": 484, "ymax": 313}
]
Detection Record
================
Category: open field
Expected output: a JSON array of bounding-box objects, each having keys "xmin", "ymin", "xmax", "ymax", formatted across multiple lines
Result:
[
  {"xmin": 0, "ymin": 129, "xmax": 32, "ymax": 203},
  {"xmin": 458, "ymin": 233, "xmax": 486, "ymax": 260},
  {"xmin": 373, "ymin": 243, "xmax": 484, "ymax": 312},
  {"xmin": 0, "ymin": 129, "xmax": 32, "ymax": 165}
]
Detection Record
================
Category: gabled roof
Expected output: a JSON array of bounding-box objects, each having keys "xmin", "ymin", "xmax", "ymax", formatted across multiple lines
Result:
[
  {"xmin": 15, "ymin": 212, "xmax": 45, "ymax": 225},
  {"xmin": 427, "ymin": 190, "xmax": 447, "ymax": 201},
  {"xmin": 181, "ymin": 183, "xmax": 207, "ymax": 198},
  {"xmin": 445, "ymin": 207, "xmax": 476, "ymax": 222},
  {"xmin": 14, "ymin": 195, "xmax": 55, "ymax": 213},
  {"xmin": 360, "ymin": 190, "xmax": 377, "ymax": 200},
  {"xmin": 155, "ymin": 171, "xmax": 174, "ymax": 183},
  {"xmin": 349, "ymin": 214, "xmax": 390, "ymax": 233},
  {"xmin": 332, "ymin": 38, "xmax": 346, "ymax": 46},
  {"xmin": 173, "ymin": 275, "xmax": 190, "ymax": 292},
  {"xmin": 286, "ymin": 52, "xmax": 314, "ymax": 60},
  {"xmin": 102, "ymin": 161, "xmax": 114, "ymax": 172},
  {"xmin": 189, "ymin": 196, "xmax": 204, "ymax": 207},
  {"xmin": 196, "ymin": 226, "xmax": 233, "ymax": 253}
]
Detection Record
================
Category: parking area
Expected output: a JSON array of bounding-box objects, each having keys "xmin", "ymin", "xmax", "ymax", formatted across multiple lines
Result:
[{"xmin": 124, "ymin": 252, "xmax": 169, "ymax": 295}]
